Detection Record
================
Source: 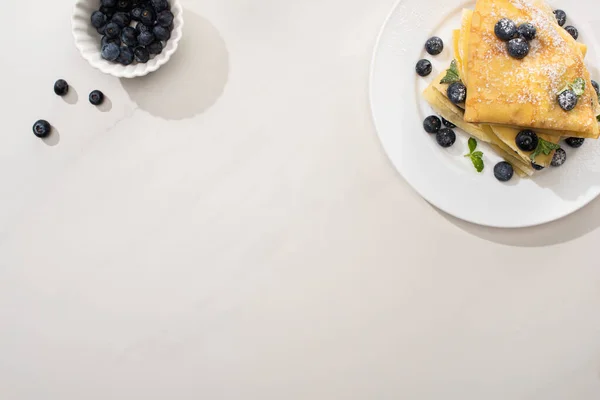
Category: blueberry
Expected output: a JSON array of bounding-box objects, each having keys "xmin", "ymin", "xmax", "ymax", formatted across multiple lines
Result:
[
  {"xmin": 104, "ymin": 22, "xmax": 121, "ymax": 39},
  {"xmin": 517, "ymin": 23, "xmax": 536, "ymax": 41},
  {"xmin": 592, "ymin": 80, "xmax": 599, "ymax": 97},
  {"xmin": 495, "ymin": 18, "xmax": 517, "ymax": 41},
  {"xmin": 415, "ymin": 59, "xmax": 432, "ymax": 77},
  {"xmin": 97, "ymin": 25, "xmax": 107, "ymax": 35},
  {"xmin": 111, "ymin": 11, "xmax": 130, "ymax": 28},
  {"xmin": 558, "ymin": 89, "xmax": 578, "ymax": 111},
  {"xmin": 138, "ymin": 30, "xmax": 155, "ymax": 46},
  {"xmin": 140, "ymin": 8, "xmax": 156, "ymax": 26},
  {"xmin": 121, "ymin": 26, "xmax": 138, "ymax": 47},
  {"xmin": 134, "ymin": 46, "xmax": 150, "ymax": 63},
  {"xmin": 494, "ymin": 162, "xmax": 514, "ymax": 182},
  {"xmin": 147, "ymin": 40, "xmax": 163, "ymax": 55},
  {"xmin": 157, "ymin": 10, "xmax": 174, "ymax": 27},
  {"xmin": 32, "ymin": 120, "xmax": 51, "ymax": 138},
  {"xmin": 515, "ymin": 130, "xmax": 538, "ymax": 152},
  {"xmin": 101, "ymin": 42, "xmax": 121, "ymax": 61},
  {"xmin": 136, "ymin": 22, "xmax": 150, "ymax": 34},
  {"xmin": 117, "ymin": 46, "xmax": 135, "ymax": 65},
  {"xmin": 131, "ymin": 7, "xmax": 144, "ymax": 21},
  {"xmin": 153, "ymin": 25, "xmax": 170, "ymax": 41},
  {"xmin": 531, "ymin": 162, "xmax": 545, "ymax": 171},
  {"xmin": 565, "ymin": 26, "xmax": 578, "ymax": 40},
  {"xmin": 436, "ymin": 128, "xmax": 456, "ymax": 148},
  {"xmin": 425, "ymin": 37, "xmax": 443, "ymax": 56},
  {"xmin": 117, "ymin": 0, "xmax": 132, "ymax": 11},
  {"xmin": 99, "ymin": 5, "xmax": 116, "ymax": 18},
  {"xmin": 54, "ymin": 79, "xmax": 69, "ymax": 96},
  {"xmin": 551, "ymin": 148, "xmax": 567, "ymax": 167},
  {"xmin": 101, "ymin": 35, "xmax": 120, "ymax": 48},
  {"xmin": 447, "ymin": 82, "xmax": 467, "ymax": 104},
  {"xmin": 565, "ymin": 137, "xmax": 585, "ymax": 148},
  {"xmin": 91, "ymin": 11, "xmax": 107, "ymax": 28},
  {"xmin": 507, "ymin": 37, "xmax": 530, "ymax": 59},
  {"xmin": 151, "ymin": 0, "xmax": 169, "ymax": 12},
  {"xmin": 441, "ymin": 117, "xmax": 456, "ymax": 128},
  {"xmin": 423, "ymin": 116, "xmax": 442, "ymax": 133},
  {"xmin": 554, "ymin": 9, "xmax": 567, "ymax": 27},
  {"xmin": 101, "ymin": 0, "xmax": 117, "ymax": 8},
  {"xmin": 89, "ymin": 90, "xmax": 105, "ymax": 106}
]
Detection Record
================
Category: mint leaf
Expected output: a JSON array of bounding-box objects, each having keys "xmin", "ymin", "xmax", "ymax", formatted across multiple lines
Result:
[
  {"xmin": 530, "ymin": 138, "xmax": 561, "ymax": 162},
  {"xmin": 471, "ymin": 151, "xmax": 483, "ymax": 158},
  {"xmin": 468, "ymin": 137, "xmax": 477, "ymax": 153},
  {"xmin": 440, "ymin": 60, "xmax": 460, "ymax": 84},
  {"xmin": 572, "ymin": 78, "xmax": 586, "ymax": 97},
  {"xmin": 472, "ymin": 156, "xmax": 484, "ymax": 173},
  {"xmin": 464, "ymin": 138, "xmax": 484, "ymax": 173}
]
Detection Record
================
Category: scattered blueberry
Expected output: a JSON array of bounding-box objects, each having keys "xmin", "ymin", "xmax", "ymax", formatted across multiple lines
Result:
[
  {"xmin": 494, "ymin": 162, "xmax": 514, "ymax": 182},
  {"xmin": 151, "ymin": 0, "xmax": 170, "ymax": 12},
  {"xmin": 441, "ymin": 117, "xmax": 456, "ymax": 128},
  {"xmin": 518, "ymin": 23, "xmax": 536, "ymax": 41},
  {"xmin": 101, "ymin": 42, "xmax": 121, "ymax": 61},
  {"xmin": 121, "ymin": 26, "xmax": 138, "ymax": 47},
  {"xmin": 515, "ymin": 130, "xmax": 539, "ymax": 152},
  {"xmin": 423, "ymin": 116, "xmax": 442, "ymax": 133},
  {"xmin": 425, "ymin": 37, "xmax": 444, "ymax": 56},
  {"xmin": 447, "ymin": 82, "xmax": 467, "ymax": 104},
  {"xmin": 89, "ymin": 90, "xmax": 105, "ymax": 106},
  {"xmin": 495, "ymin": 18, "xmax": 517, "ymax": 41},
  {"xmin": 551, "ymin": 148, "xmax": 567, "ymax": 167},
  {"xmin": 101, "ymin": 0, "xmax": 117, "ymax": 8},
  {"xmin": 558, "ymin": 89, "xmax": 578, "ymax": 111},
  {"xmin": 104, "ymin": 22, "xmax": 121, "ymax": 39},
  {"xmin": 117, "ymin": 0, "xmax": 132, "ymax": 11},
  {"xmin": 117, "ymin": 46, "xmax": 135, "ymax": 65},
  {"xmin": 592, "ymin": 80, "xmax": 599, "ymax": 97},
  {"xmin": 32, "ymin": 120, "xmax": 51, "ymax": 138},
  {"xmin": 134, "ymin": 46, "xmax": 150, "ymax": 63},
  {"xmin": 565, "ymin": 137, "xmax": 585, "ymax": 148},
  {"xmin": 91, "ymin": 11, "xmax": 107, "ymax": 28},
  {"xmin": 153, "ymin": 25, "xmax": 170, "ymax": 41},
  {"xmin": 507, "ymin": 37, "xmax": 530, "ymax": 59},
  {"xmin": 147, "ymin": 40, "xmax": 163, "ymax": 55},
  {"xmin": 140, "ymin": 8, "xmax": 156, "ymax": 26},
  {"xmin": 416, "ymin": 59, "xmax": 432, "ymax": 77},
  {"xmin": 131, "ymin": 7, "xmax": 144, "ymax": 21},
  {"xmin": 136, "ymin": 22, "xmax": 151, "ymax": 33},
  {"xmin": 531, "ymin": 162, "xmax": 545, "ymax": 171},
  {"xmin": 554, "ymin": 9, "xmax": 567, "ymax": 27},
  {"xmin": 138, "ymin": 30, "xmax": 155, "ymax": 46},
  {"xmin": 436, "ymin": 128, "xmax": 456, "ymax": 148},
  {"xmin": 565, "ymin": 25, "xmax": 578, "ymax": 40},
  {"xmin": 111, "ymin": 11, "xmax": 130, "ymax": 28},
  {"xmin": 101, "ymin": 35, "xmax": 120, "ymax": 48},
  {"xmin": 54, "ymin": 79, "xmax": 69, "ymax": 96}
]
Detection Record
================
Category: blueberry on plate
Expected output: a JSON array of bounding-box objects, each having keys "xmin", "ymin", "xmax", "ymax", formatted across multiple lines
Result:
[
  {"xmin": 101, "ymin": 42, "xmax": 121, "ymax": 61},
  {"xmin": 507, "ymin": 37, "xmax": 530, "ymax": 59},
  {"xmin": 441, "ymin": 117, "xmax": 456, "ymax": 128},
  {"xmin": 138, "ymin": 30, "xmax": 155, "ymax": 46},
  {"xmin": 151, "ymin": 0, "xmax": 170, "ymax": 12},
  {"xmin": 565, "ymin": 26, "xmax": 578, "ymax": 40},
  {"xmin": 121, "ymin": 26, "xmax": 138, "ymax": 47},
  {"xmin": 415, "ymin": 59, "xmax": 432, "ymax": 77},
  {"xmin": 136, "ymin": 22, "xmax": 150, "ymax": 34},
  {"xmin": 89, "ymin": 90, "xmax": 105, "ymax": 106},
  {"xmin": 515, "ymin": 129, "xmax": 538, "ymax": 152},
  {"xmin": 147, "ymin": 40, "xmax": 163, "ymax": 55},
  {"xmin": 494, "ymin": 162, "xmax": 514, "ymax": 182},
  {"xmin": 140, "ymin": 8, "xmax": 156, "ymax": 26},
  {"xmin": 117, "ymin": 0, "xmax": 132, "ymax": 11},
  {"xmin": 157, "ymin": 10, "xmax": 174, "ymax": 27},
  {"xmin": 153, "ymin": 25, "xmax": 171, "ymax": 41},
  {"xmin": 554, "ymin": 9, "xmax": 567, "ymax": 27},
  {"xmin": 104, "ymin": 22, "xmax": 121, "ymax": 39},
  {"xmin": 423, "ymin": 116, "xmax": 442, "ymax": 133},
  {"xmin": 495, "ymin": 18, "xmax": 517, "ymax": 41},
  {"xmin": 134, "ymin": 46, "xmax": 150, "ymax": 63},
  {"xmin": 101, "ymin": 0, "xmax": 117, "ymax": 8},
  {"xmin": 101, "ymin": 35, "xmax": 120, "ymax": 48},
  {"xmin": 592, "ymin": 80, "xmax": 599, "ymax": 97},
  {"xmin": 531, "ymin": 162, "xmax": 545, "ymax": 171},
  {"xmin": 91, "ymin": 11, "xmax": 107, "ymax": 28},
  {"xmin": 447, "ymin": 82, "xmax": 467, "ymax": 104},
  {"xmin": 436, "ymin": 128, "xmax": 456, "ymax": 148},
  {"xmin": 54, "ymin": 79, "xmax": 69, "ymax": 96},
  {"xmin": 32, "ymin": 120, "xmax": 51, "ymax": 138},
  {"xmin": 517, "ymin": 23, "xmax": 536, "ymax": 41},
  {"xmin": 551, "ymin": 148, "xmax": 567, "ymax": 167},
  {"xmin": 558, "ymin": 89, "xmax": 578, "ymax": 111},
  {"xmin": 117, "ymin": 46, "xmax": 135, "ymax": 65},
  {"xmin": 111, "ymin": 11, "xmax": 130, "ymax": 28},
  {"xmin": 131, "ymin": 7, "xmax": 143, "ymax": 21},
  {"xmin": 425, "ymin": 37, "xmax": 444, "ymax": 56},
  {"xmin": 565, "ymin": 137, "xmax": 585, "ymax": 148}
]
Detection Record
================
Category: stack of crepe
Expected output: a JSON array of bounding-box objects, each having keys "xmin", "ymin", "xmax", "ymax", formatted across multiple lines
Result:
[{"xmin": 423, "ymin": 0, "xmax": 600, "ymax": 176}]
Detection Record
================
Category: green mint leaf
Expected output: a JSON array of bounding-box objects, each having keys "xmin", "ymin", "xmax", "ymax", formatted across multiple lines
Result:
[
  {"xmin": 530, "ymin": 138, "xmax": 561, "ymax": 161},
  {"xmin": 468, "ymin": 137, "xmax": 477, "ymax": 153},
  {"xmin": 471, "ymin": 151, "xmax": 483, "ymax": 158},
  {"xmin": 440, "ymin": 60, "xmax": 461, "ymax": 84},
  {"xmin": 471, "ymin": 155, "xmax": 484, "ymax": 173},
  {"xmin": 572, "ymin": 78, "xmax": 586, "ymax": 97}
]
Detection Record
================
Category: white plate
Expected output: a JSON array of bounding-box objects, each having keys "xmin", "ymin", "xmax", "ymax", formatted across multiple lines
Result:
[{"xmin": 370, "ymin": 0, "xmax": 600, "ymax": 228}]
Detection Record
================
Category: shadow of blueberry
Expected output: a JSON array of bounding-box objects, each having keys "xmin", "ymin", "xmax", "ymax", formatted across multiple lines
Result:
[
  {"xmin": 42, "ymin": 125, "xmax": 60, "ymax": 147},
  {"xmin": 61, "ymin": 86, "xmax": 79, "ymax": 105}
]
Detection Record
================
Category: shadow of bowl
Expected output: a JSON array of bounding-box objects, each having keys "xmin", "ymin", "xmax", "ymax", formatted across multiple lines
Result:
[{"xmin": 120, "ymin": 10, "xmax": 229, "ymax": 120}]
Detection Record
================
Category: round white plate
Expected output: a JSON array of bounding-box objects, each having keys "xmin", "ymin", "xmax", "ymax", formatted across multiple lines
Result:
[{"xmin": 370, "ymin": 0, "xmax": 600, "ymax": 228}]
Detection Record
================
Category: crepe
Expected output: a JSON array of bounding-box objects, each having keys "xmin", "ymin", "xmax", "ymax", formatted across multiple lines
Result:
[{"xmin": 463, "ymin": 0, "xmax": 600, "ymax": 138}]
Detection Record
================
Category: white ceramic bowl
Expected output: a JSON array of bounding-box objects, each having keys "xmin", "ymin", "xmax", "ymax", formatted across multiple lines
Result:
[{"xmin": 72, "ymin": 0, "xmax": 183, "ymax": 78}]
